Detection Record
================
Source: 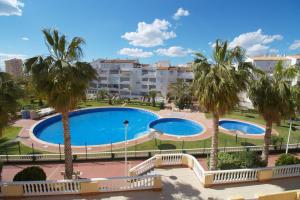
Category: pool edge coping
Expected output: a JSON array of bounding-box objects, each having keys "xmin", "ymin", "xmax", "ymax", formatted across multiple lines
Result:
[{"xmin": 27, "ymin": 106, "xmax": 163, "ymax": 149}]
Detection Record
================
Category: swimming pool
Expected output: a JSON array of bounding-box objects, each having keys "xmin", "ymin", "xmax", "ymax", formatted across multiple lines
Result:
[
  {"xmin": 219, "ymin": 120, "xmax": 265, "ymax": 135},
  {"xmin": 33, "ymin": 107, "xmax": 159, "ymax": 146},
  {"xmin": 149, "ymin": 118, "xmax": 204, "ymax": 136}
]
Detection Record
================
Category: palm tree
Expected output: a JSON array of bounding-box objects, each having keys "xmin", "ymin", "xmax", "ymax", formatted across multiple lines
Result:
[
  {"xmin": 249, "ymin": 61, "xmax": 297, "ymax": 164},
  {"xmin": 168, "ymin": 78, "xmax": 188, "ymax": 101},
  {"xmin": 168, "ymin": 79, "xmax": 193, "ymax": 110},
  {"xmin": 149, "ymin": 90, "xmax": 157, "ymax": 107},
  {"xmin": 24, "ymin": 29, "xmax": 97, "ymax": 179},
  {"xmin": 97, "ymin": 89, "xmax": 108, "ymax": 101},
  {"xmin": 192, "ymin": 40, "xmax": 253, "ymax": 170},
  {"xmin": 0, "ymin": 72, "xmax": 22, "ymax": 138}
]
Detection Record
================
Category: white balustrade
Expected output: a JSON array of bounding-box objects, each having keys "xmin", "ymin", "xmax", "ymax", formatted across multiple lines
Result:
[
  {"xmin": 5, "ymin": 179, "xmax": 82, "ymax": 196},
  {"xmin": 272, "ymin": 164, "xmax": 300, "ymax": 178},
  {"xmin": 208, "ymin": 168, "xmax": 258, "ymax": 184},
  {"xmin": 96, "ymin": 175, "xmax": 157, "ymax": 192},
  {"xmin": 161, "ymin": 154, "xmax": 183, "ymax": 165},
  {"xmin": 129, "ymin": 156, "xmax": 156, "ymax": 175}
]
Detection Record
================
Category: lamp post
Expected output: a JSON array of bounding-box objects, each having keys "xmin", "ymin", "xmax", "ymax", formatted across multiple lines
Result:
[
  {"xmin": 123, "ymin": 120, "xmax": 129, "ymax": 176},
  {"xmin": 286, "ymin": 119, "xmax": 292, "ymax": 154}
]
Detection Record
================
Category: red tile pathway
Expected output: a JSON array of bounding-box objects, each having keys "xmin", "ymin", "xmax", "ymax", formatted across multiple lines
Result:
[
  {"xmin": 2, "ymin": 160, "xmax": 143, "ymax": 181},
  {"xmin": 3, "ymin": 153, "xmax": 299, "ymax": 181}
]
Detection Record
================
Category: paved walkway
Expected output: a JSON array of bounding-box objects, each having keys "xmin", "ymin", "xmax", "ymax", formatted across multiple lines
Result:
[
  {"xmin": 2, "ymin": 160, "xmax": 143, "ymax": 181},
  {"xmin": 3, "ymin": 152, "xmax": 300, "ymax": 181},
  {"xmin": 16, "ymin": 167, "xmax": 300, "ymax": 200}
]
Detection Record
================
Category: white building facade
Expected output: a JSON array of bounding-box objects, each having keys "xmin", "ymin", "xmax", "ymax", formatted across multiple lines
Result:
[
  {"xmin": 88, "ymin": 59, "xmax": 194, "ymax": 99},
  {"xmin": 240, "ymin": 54, "xmax": 300, "ymax": 109}
]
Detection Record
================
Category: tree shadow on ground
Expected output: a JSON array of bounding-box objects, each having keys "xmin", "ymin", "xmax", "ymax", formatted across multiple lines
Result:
[
  {"xmin": 0, "ymin": 138, "xmax": 18, "ymax": 154},
  {"xmin": 245, "ymin": 115, "xmax": 255, "ymax": 118},
  {"xmin": 158, "ymin": 143, "xmax": 176, "ymax": 150},
  {"xmin": 210, "ymin": 176, "xmax": 300, "ymax": 192},
  {"xmin": 240, "ymin": 142, "xmax": 256, "ymax": 146}
]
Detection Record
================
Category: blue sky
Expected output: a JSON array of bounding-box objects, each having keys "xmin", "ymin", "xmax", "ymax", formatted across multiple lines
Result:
[{"xmin": 0, "ymin": 0, "xmax": 300, "ymax": 69}]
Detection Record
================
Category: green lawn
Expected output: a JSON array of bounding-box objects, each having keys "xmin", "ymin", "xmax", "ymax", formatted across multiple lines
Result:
[
  {"xmin": 206, "ymin": 110, "xmax": 300, "ymax": 144},
  {"xmin": 77, "ymin": 100, "xmax": 160, "ymax": 111},
  {"xmin": 0, "ymin": 126, "xmax": 44, "ymax": 155},
  {"xmin": 114, "ymin": 133, "xmax": 264, "ymax": 152}
]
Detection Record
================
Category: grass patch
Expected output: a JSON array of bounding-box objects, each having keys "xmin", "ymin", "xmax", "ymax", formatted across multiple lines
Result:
[
  {"xmin": 115, "ymin": 133, "xmax": 263, "ymax": 152},
  {"xmin": 77, "ymin": 100, "xmax": 160, "ymax": 111},
  {"xmin": 0, "ymin": 126, "xmax": 44, "ymax": 155}
]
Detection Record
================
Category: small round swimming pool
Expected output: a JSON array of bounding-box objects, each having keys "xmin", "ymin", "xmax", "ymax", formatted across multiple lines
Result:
[
  {"xmin": 149, "ymin": 118, "xmax": 204, "ymax": 136},
  {"xmin": 219, "ymin": 120, "xmax": 265, "ymax": 135}
]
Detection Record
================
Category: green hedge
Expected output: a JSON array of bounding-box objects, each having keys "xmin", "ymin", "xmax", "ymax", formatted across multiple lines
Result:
[
  {"xmin": 210, "ymin": 151, "xmax": 266, "ymax": 170},
  {"xmin": 275, "ymin": 154, "xmax": 300, "ymax": 166}
]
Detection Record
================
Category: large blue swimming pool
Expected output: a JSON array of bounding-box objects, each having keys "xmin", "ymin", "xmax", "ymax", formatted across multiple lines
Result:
[
  {"xmin": 33, "ymin": 107, "xmax": 159, "ymax": 146},
  {"xmin": 33, "ymin": 107, "xmax": 205, "ymax": 146},
  {"xmin": 219, "ymin": 120, "xmax": 265, "ymax": 134},
  {"xmin": 149, "ymin": 118, "xmax": 204, "ymax": 136}
]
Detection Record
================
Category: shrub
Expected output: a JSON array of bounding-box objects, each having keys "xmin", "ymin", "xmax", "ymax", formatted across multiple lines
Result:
[
  {"xmin": 211, "ymin": 151, "xmax": 265, "ymax": 170},
  {"xmin": 159, "ymin": 102, "xmax": 165, "ymax": 109},
  {"xmin": 271, "ymin": 135, "xmax": 284, "ymax": 149},
  {"xmin": 275, "ymin": 154, "xmax": 300, "ymax": 166},
  {"xmin": 13, "ymin": 166, "xmax": 46, "ymax": 181},
  {"xmin": 216, "ymin": 152, "xmax": 241, "ymax": 170}
]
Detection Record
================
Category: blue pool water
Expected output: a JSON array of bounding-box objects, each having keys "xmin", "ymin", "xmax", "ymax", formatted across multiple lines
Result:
[
  {"xmin": 149, "ymin": 118, "xmax": 204, "ymax": 136},
  {"xmin": 33, "ymin": 107, "xmax": 159, "ymax": 146},
  {"xmin": 219, "ymin": 120, "xmax": 265, "ymax": 134}
]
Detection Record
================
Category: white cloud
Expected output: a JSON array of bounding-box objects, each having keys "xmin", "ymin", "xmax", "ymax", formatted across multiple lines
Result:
[
  {"xmin": 0, "ymin": 52, "xmax": 26, "ymax": 70},
  {"xmin": 121, "ymin": 19, "xmax": 176, "ymax": 47},
  {"xmin": 118, "ymin": 48, "xmax": 153, "ymax": 58},
  {"xmin": 0, "ymin": 0, "xmax": 24, "ymax": 16},
  {"xmin": 173, "ymin": 8, "xmax": 190, "ymax": 20},
  {"xmin": 156, "ymin": 46, "xmax": 194, "ymax": 57},
  {"xmin": 228, "ymin": 29, "xmax": 282, "ymax": 56},
  {"xmin": 289, "ymin": 40, "xmax": 300, "ymax": 50},
  {"xmin": 21, "ymin": 37, "xmax": 29, "ymax": 41}
]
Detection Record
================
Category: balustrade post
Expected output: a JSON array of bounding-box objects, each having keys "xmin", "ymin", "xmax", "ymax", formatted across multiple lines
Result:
[
  {"xmin": 152, "ymin": 176, "xmax": 162, "ymax": 191},
  {"xmin": 18, "ymin": 141, "xmax": 21, "ymax": 154},
  {"xmin": 5, "ymin": 144, "xmax": 8, "ymax": 162},
  {"xmin": 80, "ymin": 181, "xmax": 100, "ymax": 194},
  {"xmin": 31, "ymin": 143, "xmax": 35, "ymax": 161},
  {"xmin": 2, "ymin": 184, "xmax": 24, "ymax": 197},
  {"xmin": 257, "ymin": 169, "xmax": 273, "ymax": 182},
  {"xmin": 203, "ymin": 173, "xmax": 214, "ymax": 188},
  {"xmin": 85, "ymin": 142, "xmax": 88, "ymax": 160},
  {"xmin": 59, "ymin": 143, "xmax": 62, "ymax": 161}
]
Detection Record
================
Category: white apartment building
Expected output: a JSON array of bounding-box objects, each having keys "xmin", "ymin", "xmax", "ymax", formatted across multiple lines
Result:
[
  {"xmin": 246, "ymin": 54, "xmax": 300, "ymax": 73},
  {"xmin": 240, "ymin": 54, "xmax": 300, "ymax": 109},
  {"xmin": 88, "ymin": 59, "xmax": 194, "ymax": 99}
]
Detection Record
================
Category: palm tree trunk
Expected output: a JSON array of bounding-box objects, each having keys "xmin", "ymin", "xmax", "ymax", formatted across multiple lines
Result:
[
  {"xmin": 261, "ymin": 120, "xmax": 272, "ymax": 164},
  {"xmin": 61, "ymin": 111, "xmax": 74, "ymax": 179},
  {"xmin": 210, "ymin": 112, "xmax": 219, "ymax": 170}
]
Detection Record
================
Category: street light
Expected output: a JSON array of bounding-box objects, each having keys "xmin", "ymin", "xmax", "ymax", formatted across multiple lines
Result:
[
  {"xmin": 286, "ymin": 119, "xmax": 293, "ymax": 154},
  {"xmin": 123, "ymin": 120, "xmax": 129, "ymax": 176}
]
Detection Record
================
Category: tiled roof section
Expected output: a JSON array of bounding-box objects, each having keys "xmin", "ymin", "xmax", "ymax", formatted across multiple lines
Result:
[
  {"xmin": 99, "ymin": 59, "xmax": 139, "ymax": 64},
  {"xmin": 250, "ymin": 56, "xmax": 289, "ymax": 61}
]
